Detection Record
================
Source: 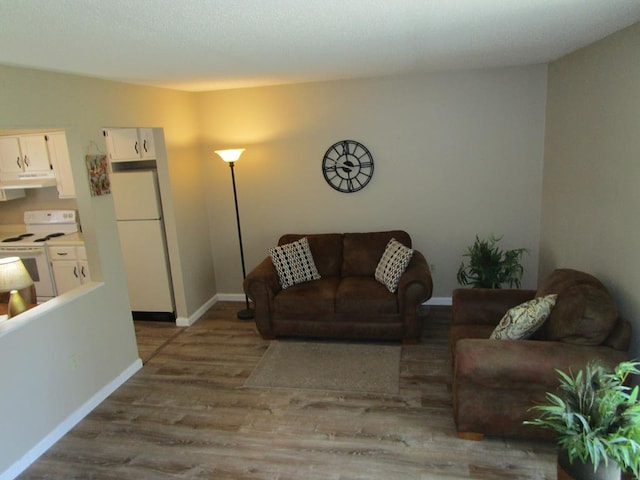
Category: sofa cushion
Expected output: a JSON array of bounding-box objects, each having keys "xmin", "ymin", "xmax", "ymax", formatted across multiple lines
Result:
[
  {"xmin": 535, "ymin": 269, "xmax": 618, "ymax": 345},
  {"xmin": 273, "ymin": 277, "xmax": 340, "ymax": 315},
  {"xmin": 335, "ymin": 277, "xmax": 398, "ymax": 314},
  {"xmin": 279, "ymin": 233, "xmax": 343, "ymax": 277},
  {"xmin": 375, "ymin": 238, "xmax": 414, "ymax": 293},
  {"xmin": 490, "ymin": 295, "xmax": 557, "ymax": 340},
  {"xmin": 269, "ymin": 237, "xmax": 321, "ymax": 289},
  {"xmin": 342, "ymin": 230, "xmax": 411, "ymax": 277}
]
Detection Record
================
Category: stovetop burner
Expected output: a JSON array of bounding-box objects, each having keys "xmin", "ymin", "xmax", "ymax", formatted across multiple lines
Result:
[
  {"xmin": 34, "ymin": 232, "xmax": 66, "ymax": 242},
  {"xmin": 2, "ymin": 233, "xmax": 35, "ymax": 243}
]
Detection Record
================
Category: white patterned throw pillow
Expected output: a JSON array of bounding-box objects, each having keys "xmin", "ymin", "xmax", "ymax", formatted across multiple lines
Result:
[
  {"xmin": 269, "ymin": 237, "xmax": 321, "ymax": 289},
  {"xmin": 490, "ymin": 294, "xmax": 558, "ymax": 340},
  {"xmin": 375, "ymin": 238, "xmax": 414, "ymax": 293}
]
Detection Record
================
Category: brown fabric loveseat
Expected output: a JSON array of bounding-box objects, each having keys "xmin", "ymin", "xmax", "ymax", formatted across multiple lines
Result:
[
  {"xmin": 243, "ymin": 230, "xmax": 433, "ymax": 343},
  {"xmin": 450, "ymin": 268, "xmax": 632, "ymax": 441}
]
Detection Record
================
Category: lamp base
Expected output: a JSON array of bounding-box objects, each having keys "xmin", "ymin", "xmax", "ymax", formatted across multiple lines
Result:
[
  {"xmin": 8, "ymin": 289, "xmax": 27, "ymax": 319},
  {"xmin": 236, "ymin": 308, "xmax": 254, "ymax": 320}
]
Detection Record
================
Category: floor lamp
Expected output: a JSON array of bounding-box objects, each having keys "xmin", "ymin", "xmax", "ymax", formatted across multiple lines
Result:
[{"xmin": 215, "ymin": 148, "xmax": 254, "ymax": 320}]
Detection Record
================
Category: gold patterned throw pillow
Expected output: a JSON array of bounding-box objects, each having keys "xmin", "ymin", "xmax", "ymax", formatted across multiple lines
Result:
[
  {"xmin": 375, "ymin": 238, "xmax": 414, "ymax": 293},
  {"xmin": 490, "ymin": 294, "xmax": 558, "ymax": 340}
]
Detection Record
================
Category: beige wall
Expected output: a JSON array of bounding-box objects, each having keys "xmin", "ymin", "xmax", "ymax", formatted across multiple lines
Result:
[
  {"xmin": 540, "ymin": 22, "xmax": 640, "ymax": 360},
  {"xmin": 0, "ymin": 65, "xmax": 214, "ymax": 474},
  {"xmin": 198, "ymin": 66, "xmax": 548, "ymax": 297},
  {"xmin": 0, "ymin": 185, "xmax": 77, "ymax": 224},
  {"xmin": 0, "ymin": 44, "xmax": 569, "ymax": 476}
]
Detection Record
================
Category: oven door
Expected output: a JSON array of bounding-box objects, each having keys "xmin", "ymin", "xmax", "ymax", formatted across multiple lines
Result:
[{"xmin": 0, "ymin": 246, "xmax": 56, "ymax": 302}]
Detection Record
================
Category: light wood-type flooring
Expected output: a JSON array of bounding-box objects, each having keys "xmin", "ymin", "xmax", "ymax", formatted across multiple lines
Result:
[{"xmin": 18, "ymin": 303, "xmax": 557, "ymax": 479}]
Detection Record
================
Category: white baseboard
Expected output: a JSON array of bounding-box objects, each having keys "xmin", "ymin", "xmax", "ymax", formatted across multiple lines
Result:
[
  {"xmin": 1, "ymin": 359, "xmax": 143, "ymax": 480},
  {"xmin": 424, "ymin": 297, "xmax": 452, "ymax": 306},
  {"xmin": 216, "ymin": 293, "xmax": 452, "ymax": 306},
  {"xmin": 176, "ymin": 294, "xmax": 219, "ymax": 327},
  {"xmin": 216, "ymin": 293, "xmax": 248, "ymax": 302}
]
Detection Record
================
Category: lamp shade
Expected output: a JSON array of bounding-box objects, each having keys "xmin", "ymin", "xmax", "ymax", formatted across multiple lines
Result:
[
  {"xmin": 0, "ymin": 257, "xmax": 33, "ymax": 293},
  {"xmin": 215, "ymin": 148, "xmax": 245, "ymax": 162}
]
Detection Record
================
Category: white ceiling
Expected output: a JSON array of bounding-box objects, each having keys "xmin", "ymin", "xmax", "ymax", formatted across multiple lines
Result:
[{"xmin": 1, "ymin": 1, "xmax": 639, "ymax": 92}]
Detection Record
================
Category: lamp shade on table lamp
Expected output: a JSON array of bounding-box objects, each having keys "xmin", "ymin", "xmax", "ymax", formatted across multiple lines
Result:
[{"xmin": 0, "ymin": 257, "xmax": 34, "ymax": 318}]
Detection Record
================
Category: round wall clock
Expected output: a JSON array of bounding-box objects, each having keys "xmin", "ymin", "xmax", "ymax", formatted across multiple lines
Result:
[{"xmin": 322, "ymin": 140, "xmax": 374, "ymax": 193}]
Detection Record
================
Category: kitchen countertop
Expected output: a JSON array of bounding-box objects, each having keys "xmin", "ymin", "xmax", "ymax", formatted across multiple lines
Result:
[{"xmin": 46, "ymin": 232, "xmax": 84, "ymax": 245}]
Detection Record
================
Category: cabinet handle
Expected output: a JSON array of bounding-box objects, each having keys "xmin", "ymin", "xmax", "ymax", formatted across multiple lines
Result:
[
  {"xmin": 16, "ymin": 157, "xmax": 21, "ymax": 168},
  {"xmin": 81, "ymin": 266, "xmax": 86, "ymax": 278},
  {"xmin": 143, "ymin": 139, "xmax": 148, "ymax": 153},
  {"xmin": 56, "ymin": 252, "xmax": 69, "ymax": 256},
  {"xmin": 134, "ymin": 141, "xmax": 139, "ymax": 154},
  {"xmin": 24, "ymin": 155, "xmax": 29, "ymax": 167},
  {"xmin": 73, "ymin": 266, "xmax": 79, "ymax": 278}
]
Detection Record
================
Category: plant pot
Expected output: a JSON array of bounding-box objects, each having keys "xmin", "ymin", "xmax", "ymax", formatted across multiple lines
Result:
[{"xmin": 557, "ymin": 449, "xmax": 621, "ymax": 480}]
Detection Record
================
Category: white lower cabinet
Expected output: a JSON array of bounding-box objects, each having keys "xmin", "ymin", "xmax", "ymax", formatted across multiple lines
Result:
[{"xmin": 50, "ymin": 245, "xmax": 91, "ymax": 294}]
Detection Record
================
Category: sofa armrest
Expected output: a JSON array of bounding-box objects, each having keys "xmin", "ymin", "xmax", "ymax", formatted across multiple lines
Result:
[
  {"xmin": 452, "ymin": 288, "xmax": 536, "ymax": 326},
  {"xmin": 397, "ymin": 251, "xmax": 433, "ymax": 341},
  {"xmin": 243, "ymin": 257, "xmax": 281, "ymax": 337},
  {"xmin": 397, "ymin": 250, "xmax": 433, "ymax": 304},
  {"xmin": 243, "ymin": 257, "xmax": 281, "ymax": 297}
]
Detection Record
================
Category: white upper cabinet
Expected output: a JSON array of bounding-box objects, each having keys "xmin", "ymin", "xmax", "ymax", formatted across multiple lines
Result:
[
  {"xmin": 46, "ymin": 132, "xmax": 76, "ymax": 199},
  {"xmin": 0, "ymin": 137, "xmax": 23, "ymax": 175},
  {"xmin": 138, "ymin": 128, "xmax": 156, "ymax": 159},
  {"xmin": 0, "ymin": 134, "xmax": 52, "ymax": 177},
  {"xmin": 0, "ymin": 131, "xmax": 76, "ymax": 198},
  {"xmin": 103, "ymin": 128, "xmax": 156, "ymax": 162}
]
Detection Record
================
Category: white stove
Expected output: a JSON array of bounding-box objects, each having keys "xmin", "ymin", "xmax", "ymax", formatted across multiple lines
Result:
[
  {"xmin": 1, "ymin": 210, "xmax": 79, "ymax": 245},
  {"xmin": 0, "ymin": 210, "xmax": 79, "ymax": 302}
]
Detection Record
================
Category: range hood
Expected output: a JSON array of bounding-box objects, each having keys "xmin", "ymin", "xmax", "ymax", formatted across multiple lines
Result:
[{"xmin": 0, "ymin": 174, "xmax": 57, "ymax": 189}]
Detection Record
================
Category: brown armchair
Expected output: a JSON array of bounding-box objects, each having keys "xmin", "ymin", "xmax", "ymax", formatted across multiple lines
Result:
[{"xmin": 450, "ymin": 269, "xmax": 632, "ymax": 441}]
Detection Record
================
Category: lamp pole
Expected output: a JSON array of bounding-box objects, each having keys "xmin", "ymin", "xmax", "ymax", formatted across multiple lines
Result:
[
  {"xmin": 215, "ymin": 149, "xmax": 254, "ymax": 320},
  {"xmin": 228, "ymin": 161, "xmax": 253, "ymax": 319}
]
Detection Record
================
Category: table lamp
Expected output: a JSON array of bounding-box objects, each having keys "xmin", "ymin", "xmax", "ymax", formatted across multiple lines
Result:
[{"xmin": 0, "ymin": 257, "xmax": 34, "ymax": 318}]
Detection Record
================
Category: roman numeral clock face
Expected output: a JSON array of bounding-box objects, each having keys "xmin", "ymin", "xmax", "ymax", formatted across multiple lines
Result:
[{"xmin": 322, "ymin": 140, "xmax": 374, "ymax": 193}]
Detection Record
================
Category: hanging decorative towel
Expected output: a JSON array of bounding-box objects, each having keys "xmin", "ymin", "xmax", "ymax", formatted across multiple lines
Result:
[{"xmin": 86, "ymin": 154, "xmax": 111, "ymax": 196}]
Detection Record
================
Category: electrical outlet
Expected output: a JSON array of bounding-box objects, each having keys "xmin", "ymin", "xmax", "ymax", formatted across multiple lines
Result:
[{"xmin": 70, "ymin": 353, "xmax": 79, "ymax": 369}]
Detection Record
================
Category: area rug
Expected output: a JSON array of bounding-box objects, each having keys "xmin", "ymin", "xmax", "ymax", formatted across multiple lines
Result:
[{"xmin": 244, "ymin": 340, "xmax": 400, "ymax": 394}]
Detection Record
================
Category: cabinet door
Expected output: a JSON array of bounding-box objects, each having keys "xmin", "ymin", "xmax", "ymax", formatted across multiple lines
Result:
[
  {"xmin": 46, "ymin": 132, "xmax": 76, "ymax": 198},
  {"xmin": 0, "ymin": 136, "xmax": 23, "ymax": 174},
  {"xmin": 104, "ymin": 128, "xmax": 141, "ymax": 162},
  {"xmin": 138, "ymin": 128, "xmax": 156, "ymax": 159},
  {"xmin": 20, "ymin": 135, "xmax": 51, "ymax": 173},
  {"xmin": 52, "ymin": 260, "xmax": 82, "ymax": 294},
  {"xmin": 78, "ymin": 260, "xmax": 91, "ymax": 284},
  {"xmin": 77, "ymin": 245, "xmax": 91, "ymax": 283}
]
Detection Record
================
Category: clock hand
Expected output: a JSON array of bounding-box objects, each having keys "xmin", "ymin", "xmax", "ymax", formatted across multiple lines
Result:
[{"xmin": 341, "ymin": 159, "xmax": 356, "ymax": 174}]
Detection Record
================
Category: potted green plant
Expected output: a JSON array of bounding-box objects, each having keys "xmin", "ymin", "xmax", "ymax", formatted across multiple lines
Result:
[
  {"xmin": 456, "ymin": 234, "xmax": 527, "ymax": 288},
  {"xmin": 526, "ymin": 360, "xmax": 640, "ymax": 480}
]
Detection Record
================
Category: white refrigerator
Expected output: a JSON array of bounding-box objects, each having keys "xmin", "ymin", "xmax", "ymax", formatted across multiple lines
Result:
[{"xmin": 110, "ymin": 170, "xmax": 175, "ymax": 320}]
